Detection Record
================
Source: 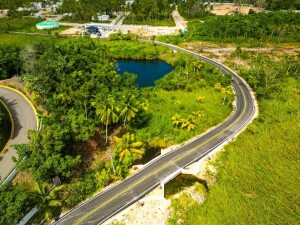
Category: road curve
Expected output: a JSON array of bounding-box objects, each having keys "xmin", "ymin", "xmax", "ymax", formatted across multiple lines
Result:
[
  {"xmin": 0, "ymin": 86, "xmax": 37, "ymax": 182},
  {"xmin": 54, "ymin": 43, "xmax": 256, "ymax": 225}
]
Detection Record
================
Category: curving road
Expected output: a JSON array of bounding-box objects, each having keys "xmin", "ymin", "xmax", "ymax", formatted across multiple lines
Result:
[
  {"xmin": 54, "ymin": 43, "xmax": 256, "ymax": 225},
  {"xmin": 0, "ymin": 86, "xmax": 37, "ymax": 182}
]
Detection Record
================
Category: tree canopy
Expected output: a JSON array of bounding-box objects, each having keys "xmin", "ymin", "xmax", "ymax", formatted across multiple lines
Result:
[
  {"xmin": 14, "ymin": 39, "xmax": 149, "ymax": 183},
  {"xmin": 57, "ymin": 0, "xmax": 126, "ymax": 21}
]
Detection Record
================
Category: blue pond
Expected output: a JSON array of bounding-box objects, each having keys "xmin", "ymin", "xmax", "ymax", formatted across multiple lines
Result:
[{"xmin": 117, "ymin": 59, "xmax": 172, "ymax": 87}]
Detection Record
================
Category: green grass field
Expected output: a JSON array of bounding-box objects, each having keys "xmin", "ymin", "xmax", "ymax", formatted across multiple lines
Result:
[
  {"xmin": 0, "ymin": 17, "xmax": 69, "ymax": 34},
  {"xmin": 136, "ymin": 87, "xmax": 233, "ymax": 147},
  {"xmin": 0, "ymin": 33, "xmax": 76, "ymax": 47},
  {"xmin": 175, "ymin": 78, "xmax": 300, "ymax": 224}
]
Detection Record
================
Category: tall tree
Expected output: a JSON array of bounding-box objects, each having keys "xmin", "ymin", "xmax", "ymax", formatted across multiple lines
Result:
[
  {"xmin": 30, "ymin": 183, "xmax": 63, "ymax": 222},
  {"xmin": 94, "ymin": 93, "xmax": 119, "ymax": 145}
]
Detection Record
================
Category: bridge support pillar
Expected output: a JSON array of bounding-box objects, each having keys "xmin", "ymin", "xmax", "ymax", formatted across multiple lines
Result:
[{"xmin": 159, "ymin": 161, "xmax": 203, "ymax": 198}]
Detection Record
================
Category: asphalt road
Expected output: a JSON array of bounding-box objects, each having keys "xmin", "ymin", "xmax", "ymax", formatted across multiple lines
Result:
[
  {"xmin": 54, "ymin": 43, "xmax": 255, "ymax": 225},
  {"xmin": 0, "ymin": 86, "xmax": 37, "ymax": 182}
]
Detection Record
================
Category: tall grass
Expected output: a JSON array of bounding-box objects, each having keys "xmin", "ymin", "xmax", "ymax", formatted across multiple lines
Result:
[
  {"xmin": 181, "ymin": 78, "xmax": 300, "ymax": 224},
  {"xmin": 136, "ymin": 87, "xmax": 233, "ymax": 146},
  {"xmin": 0, "ymin": 33, "xmax": 70, "ymax": 47}
]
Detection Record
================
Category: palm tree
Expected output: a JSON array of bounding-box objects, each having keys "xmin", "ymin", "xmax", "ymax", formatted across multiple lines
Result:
[
  {"xmin": 196, "ymin": 95, "xmax": 205, "ymax": 103},
  {"xmin": 180, "ymin": 116, "xmax": 197, "ymax": 132},
  {"xmin": 214, "ymin": 82, "xmax": 223, "ymax": 91},
  {"xmin": 113, "ymin": 133, "xmax": 144, "ymax": 165},
  {"xmin": 31, "ymin": 183, "xmax": 63, "ymax": 222},
  {"xmin": 95, "ymin": 94, "xmax": 119, "ymax": 145},
  {"xmin": 221, "ymin": 87, "xmax": 233, "ymax": 105},
  {"xmin": 191, "ymin": 111, "xmax": 204, "ymax": 119},
  {"xmin": 120, "ymin": 94, "xmax": 139, "ymax": 126},
  {"xmin": 191, "ymin": 59, "xmax": 203, "ymax": 73},
  {"xmin": 171, "ymin": 114, "xmax": 182, "ymax": 127}
]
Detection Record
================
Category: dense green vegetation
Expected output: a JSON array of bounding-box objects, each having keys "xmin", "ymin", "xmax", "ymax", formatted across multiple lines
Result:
[
  {"xmin": 0, "ymin": 0, "xmax": 33, "ymax": 9},
  {"xmin": 0, "ymin": 17, "xmax": 68, "ymax": 34},
  {"xmin": 123, "ymin": 0, "xmax": 175, "ymax": 26},
  {"xmin": 168, "ymin": 51, "xmax": 300, "ymax": 224},
  {"xmin": 0, "ymin": 34, "xmax": 232, "ymax": 223},
  {"xmin": 0, "ymin": 45, "xmax": 21, "ymax": 80},
  {"xmin": 159, "ymin": 11, "xmax": 300, "ymax": 44},
  {"xmin": 57, "ymin": 0, "xmax": 125, "ymax": 21},
  {"xmin": 0, "ymin": 183, "xmax": 37, "ymax": 225},
  {"xmin": 187, "ymin": 12, "xmax": 300, "ymax": 43},
  {"xmin": 0, "ymin": 100, "xmax": 12, "ymax": 151},
  {"xmin": 0, "ymin": 33, "xmax": 60, "ymax": 47},
  {"xmin": 176, "ymin": 0, "xmax": 300, "ymax": 18}
]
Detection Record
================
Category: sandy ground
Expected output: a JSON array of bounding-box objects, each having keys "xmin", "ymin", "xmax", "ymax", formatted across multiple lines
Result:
[
  {"xmin": 60, "ymin": 27, "xmax": 82, "ymax": 35},
  {"xmin": 58, "ymin": 9, "xmax": 186, "ymax": 37},
  {"xmin": 104, "ymin": 187, "xmax": 171, "ymax": 225},
  {"xmin": 0, "ymin": 10, "xmax": 8, "ymax": 18},
  {"xmin": 211, "ymin": 4, "xmax": 264, "ymax": 15}
]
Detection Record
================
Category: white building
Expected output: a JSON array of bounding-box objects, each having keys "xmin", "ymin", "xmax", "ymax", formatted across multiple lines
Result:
[
  {"xmin": 98, "ymin": 14, "xmax": 109, "ymax": 21},
  {"xmin": 92, "ymin": 13, "xmax": 110, "ymax": 21},
  {"xmin": 125, "ymin": 0, "xmax": 134, "ymax": 5},
  {"xmin": 31, "ymin": 2, "xmax": 43, "ymax": 10}
]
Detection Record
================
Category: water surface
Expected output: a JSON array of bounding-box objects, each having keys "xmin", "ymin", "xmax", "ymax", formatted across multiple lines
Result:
[{"xmin": 117, "ymin": 59, "xmax": 172, "ymax": 87}]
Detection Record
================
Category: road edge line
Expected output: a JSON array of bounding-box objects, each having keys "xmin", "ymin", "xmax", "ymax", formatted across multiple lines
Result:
[{"xmin": 0, "ymin": 85, "xmax": 39, "ymax": 128}]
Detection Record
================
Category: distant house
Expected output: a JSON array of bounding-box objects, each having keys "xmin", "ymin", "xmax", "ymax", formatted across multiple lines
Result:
[
  {"xmin": 126, "ymin": 0, "xmax": 134, "ymax": 5},
  {"xmin": 49, "ymin": 1, "xmax": 62, "ymax": 13},
  {"xmin": 17, "ymin": 7, "xmax": 33, "ymax": 11},
  {"xmin": 31, "ymin": 2, "xmax": 43, "ymax": 10},
  {"xmin": 92, "ymin": 13, "xmax": 110, "ymax": 21},
  {"xmin": 98, "ymin": 15, "xmax": 109, "ymax": 21},
  {"xmin": 63, "ymin": 13, "xmax": 73, "ymax": 16}
]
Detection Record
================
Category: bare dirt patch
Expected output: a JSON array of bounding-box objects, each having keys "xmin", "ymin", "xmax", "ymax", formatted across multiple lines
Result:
[
  {"xmin": 119, "ymin": 25, "xmax": 179, "ymax": 37},
  {"xmin": 12, "ymin": 170, "xmax": 36, "ymax": 189},
  {"xmin": 104, "ymin": 186, "xmax": 171, "ymax": 225},
  {"xmin": 0, "ymin": 9, "xmax": 8, "ymax": 18},
  {"xmin": 60, "ymin": 27, "xmax": 82, "ymax": 35},
  {"xmin": 72, "ymin": 128, "xmax": 110, "ymax": 172},
  {"xmin": 211, "ymin": 4, "xmax": 264, "ymax": 15}
]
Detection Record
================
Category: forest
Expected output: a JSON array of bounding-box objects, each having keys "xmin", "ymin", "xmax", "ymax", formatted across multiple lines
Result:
[
  {"xmin": 57, "ymin": 0, "xmax": 125, "ymax": 21},
  {"xmin": 159, "ymin": 11, "xmax": 300, "ymax": 44},
  {"xmin": 187, "ymin": 11, "xmax": 300, "ymax": 42},
  {"xmin": 123, "ymin": 0, "xmax": 175, "ymax": 26},
  {"xmin": 176, "ymin": 0, "xmax": 300, "ymax": 18}
]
